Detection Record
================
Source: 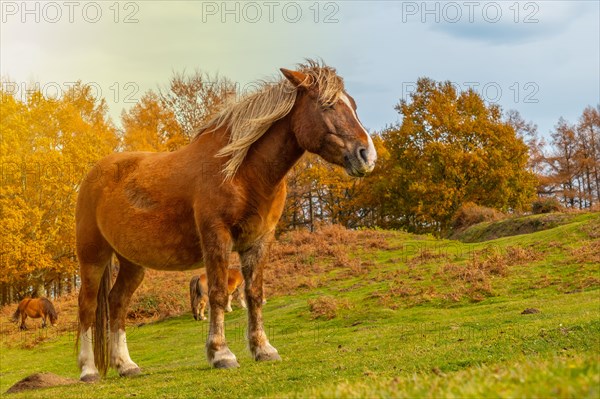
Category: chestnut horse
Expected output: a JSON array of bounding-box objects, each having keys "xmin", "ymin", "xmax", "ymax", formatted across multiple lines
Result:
[
  {"xmin": 190, "ymin": 269, "xmax": 246, "ymax": 321},
  {"xmin": 75, "ymin": 60, "xmax": 377, "ymax": 381},
  {"xmin": 11, "ymin": 297, "xmax": 58, "ymax": 330}
]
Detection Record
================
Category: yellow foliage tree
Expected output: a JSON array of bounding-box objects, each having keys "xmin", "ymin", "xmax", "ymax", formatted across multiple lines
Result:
[
  {"xmin": 122, "ymin": 70, "xmax": 235, "ymax": 152},
  {"xmin": 1, "ymin": 82, "xmax": 118, "ymax": 301},
  {"xmin": 380, "ymin": 78, "xmax": 537, "ymax": 235}
]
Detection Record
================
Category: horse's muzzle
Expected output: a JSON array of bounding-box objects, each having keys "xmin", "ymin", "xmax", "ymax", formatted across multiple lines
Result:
[{"xmin": 345, "ymin": 146, "xmax": 376, "ymax": 177}]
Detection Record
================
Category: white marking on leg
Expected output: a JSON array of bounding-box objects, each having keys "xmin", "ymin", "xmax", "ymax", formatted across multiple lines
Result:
[
  {"xmin": 79, "ymin": 328, "xmax": 99, "ymax": 379},
  {"xmin": 226, "ymin": 295, "xmax": 233, "ymax": 312},
  {"xmin": 110, "ymin": 329, "xmax": 140, "ymax": 375}
]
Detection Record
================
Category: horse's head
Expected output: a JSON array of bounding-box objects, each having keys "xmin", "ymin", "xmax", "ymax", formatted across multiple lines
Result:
[
  {"xmin": 49, "ymin": 313, "xmax": 58, "ymax": 326},
  {"xmin": 281, "ymin": 66, "xmax": 377, "ymax": 177}
]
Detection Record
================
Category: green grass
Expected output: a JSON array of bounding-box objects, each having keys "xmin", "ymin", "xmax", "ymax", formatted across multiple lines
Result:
[
  {"xmin": 1, "ymin": 213, "xmax": 599, "ymax": 398},
  {"xmin": 450, "ymin": 212, "xmax": 583, "ymax": 243}
]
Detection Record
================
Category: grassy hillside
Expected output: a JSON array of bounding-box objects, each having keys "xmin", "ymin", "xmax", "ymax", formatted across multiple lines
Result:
[
  {"xmin": 450, "ymin": 212, "xmax": 582, "ymax": 243},
  {"xmin": 1, "ymin": 213, "xmax": 599, "ymax": 398}
]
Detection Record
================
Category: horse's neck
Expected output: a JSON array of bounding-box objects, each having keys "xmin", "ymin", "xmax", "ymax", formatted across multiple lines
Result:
[
  {"xmin": 186, "ymin": 116, "xmax": 304, "ymax": 191},
  {"xmin": 240, "ymin": 116, "xmax": 305, "ymax": 189}
]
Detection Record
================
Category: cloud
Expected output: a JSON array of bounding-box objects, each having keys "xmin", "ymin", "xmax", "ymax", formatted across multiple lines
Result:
[{"xmin": 430, "ymin": 1, "xmax": 592, "ymax": 45}]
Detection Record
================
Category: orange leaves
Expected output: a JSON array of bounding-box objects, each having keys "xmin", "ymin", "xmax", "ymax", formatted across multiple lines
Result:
[
  {"xmin": 1, "ymin": 81, "xmax": 118, "ymax": 290},
  {"xmin": 121, "ymin": 70, "xmax": 236, "ymax": 153},
  {"xmin": 382, "ymin": 78, "xmax": 536, "ymax": 235}
]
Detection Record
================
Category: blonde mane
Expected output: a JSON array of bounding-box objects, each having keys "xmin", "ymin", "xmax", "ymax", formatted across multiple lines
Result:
[{"xmin": 197, "ymin": 59, "xmax": 345, "ymax": 180}]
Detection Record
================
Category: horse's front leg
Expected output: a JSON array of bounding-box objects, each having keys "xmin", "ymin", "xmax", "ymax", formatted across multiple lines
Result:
[
  {"xmin": 240, "ymin": 240, "xmax": 281, "ymax": 362},
  {"xmin": 202, "ymin": 229, "xmax": 239, "ymax": 368}
]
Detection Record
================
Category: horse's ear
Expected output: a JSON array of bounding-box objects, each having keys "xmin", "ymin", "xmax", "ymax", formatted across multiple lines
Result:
[{"xmin": 280, "ymin": 68, "xmax": 309, "ymax": 88}]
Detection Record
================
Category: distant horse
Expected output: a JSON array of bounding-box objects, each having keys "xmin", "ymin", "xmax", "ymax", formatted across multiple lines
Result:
[
  {"xmin": 75, "ymin": 59, "xmax": 377, "ymax": 381},
  {"xmin": 11, "ymin": 297, "xmax": 58, "ymax": 330},
  {"xmin": 190, "ymin": 269, "xmax": 246, "ymax": 321}
]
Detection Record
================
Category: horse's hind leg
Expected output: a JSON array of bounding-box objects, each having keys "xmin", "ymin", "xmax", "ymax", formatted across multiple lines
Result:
[
  {"xmin": 77, "ymin": 238, "xmax": 112, "ymax": 382},
  {"xmin": 240, "ymin": 240, "xmax": 280, "ymax": 362},
  {"xmin": 191, "ymin": 295, "xmax": 199, "ymax": 320},
  {"xmin": 191, "ymin": 281, "xmax": 200, "ymax": 320},
  {"xmin": 199, "ymin": 297, "xmax": 207, "ymax": 321},
  {"xmin": 235, "ymin": 287, "xmax": 247, "ymax": 309},
  {"xmin": 19, "ymin": 314, "xmax": 27, "ymax": 331},
  {"xmin": 225, "ymin": 294, "xmax": 233, "ymax": 312},
  {"xmin": 109, "ymin": 255, "xmax": 145, "ymax": 377}
]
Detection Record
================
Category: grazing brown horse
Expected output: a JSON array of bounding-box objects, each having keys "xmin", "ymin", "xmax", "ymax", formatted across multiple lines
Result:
[
  {"xmin": 75, "ymin": 60, "xmax": 377, "ymax": 381},
  {"xmin": 190, "ymin": 269, "xmax": 246, "ymax": 321},
  {"xmin": 11, "ymin": 297, "xmax": 58, "ymax": 330}
]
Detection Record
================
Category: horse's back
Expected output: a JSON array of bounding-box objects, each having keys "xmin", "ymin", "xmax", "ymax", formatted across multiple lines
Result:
[{"xmin": 18, "ymin": 298, "xmax": 32, "ymax": 311}]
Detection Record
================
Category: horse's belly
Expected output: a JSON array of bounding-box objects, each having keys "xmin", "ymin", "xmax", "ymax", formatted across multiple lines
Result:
[
  {"xmin": 97, "ymin": 204, "xmax": 203, "ymax": 270},
  {"xmin": 115, "ymin": 232, "xmax": 203, "ymax": 270}
]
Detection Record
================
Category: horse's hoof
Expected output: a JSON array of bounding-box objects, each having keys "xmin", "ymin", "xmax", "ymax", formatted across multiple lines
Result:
[
  {"xmin": 209, "ymin": 347, "xmax": 239, "ymax": 369},
  {"xmin": 80, "ymin": 373, "xmax": 100, "ymax": 383},
  {"xmin": 253, "ymin": 343, "xmax": 281, "ymax": 362},
  {"xmin": 213, "ymin": 358, "xmax": 240, "ymax": 369},
  {"xmin": 255, "ymin": 351, "xmax": 282, "ymax": 362},
  {"xmin": 119, "ymin": 367, "xmax": 142, "ymax": 377}
]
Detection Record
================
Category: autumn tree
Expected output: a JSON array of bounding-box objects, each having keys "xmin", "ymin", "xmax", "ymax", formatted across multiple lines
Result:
[
  {"xmin": 121, "ymin": 91, "xmax": 184, "ymax": 152},
  {"xmin": 160, "ymin": 70, "xmax": 236, "ymax": 140},
  {"xmin": 542, "ymin": 105, "xmax": 600, "ymax": 208},
  {"xmin": 280, "ymin": 135, "xmax": 389, "ymax": 231},
  {"xmin": 122, "ymin": 70, "xmax": 235, "ymax": 152},
  {"xmin": 575, "ymin": 106, "xmax": 600, "ymax": 206},
  {"xmin": 380, "ymin": 78, "xmax": 536, "ymax": 235},
  {"xmin": 0, "ymin": 82, "xmax": 118, "ymax": 303},
  {"xmin": 545, "ymin": 118, "xmax": 580, "ymax": 207}
]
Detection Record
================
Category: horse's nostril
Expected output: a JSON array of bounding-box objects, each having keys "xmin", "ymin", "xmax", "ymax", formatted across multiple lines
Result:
[{"xmin": 358, "ymin": 148, "xmax": 368, "ymax": 164}]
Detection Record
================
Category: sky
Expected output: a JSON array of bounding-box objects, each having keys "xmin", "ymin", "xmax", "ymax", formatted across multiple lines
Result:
[{"xmin": 1, "ymin": 0, "xmax": 599, "ymax": 137}]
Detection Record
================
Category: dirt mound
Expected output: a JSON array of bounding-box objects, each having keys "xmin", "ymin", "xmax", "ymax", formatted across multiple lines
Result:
[{"xmin": 6, "ymin": 372, "xmax": 79, "ymax": 394}]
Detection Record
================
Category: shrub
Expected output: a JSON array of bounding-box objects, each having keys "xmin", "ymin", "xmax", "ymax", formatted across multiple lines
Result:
[
  {"xmin": 532, "ymin": 198, "xmax": 563, "ymax": 214},
  {"xmin": 307, "ymin": 295, "xmax": 349, "ymax": 320},
  {"xmin": 451, "ymin": 203, "xmax": 504, "ymax": 231}
]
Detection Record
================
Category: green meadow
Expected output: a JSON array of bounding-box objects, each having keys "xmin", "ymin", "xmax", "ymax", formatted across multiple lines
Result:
[{"xmin": 1, "ymin": 213, "xmax": 599, "ymax": 398}]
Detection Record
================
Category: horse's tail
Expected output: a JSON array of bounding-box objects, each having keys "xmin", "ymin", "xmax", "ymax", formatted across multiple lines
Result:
[
  {"xmin": 190, "ymin": 276, "xmax": 201, "ymax": 319},
  {"xmin": 94, "ymin": 260, "xmax": 113, "ymax": 377},
  {"xmin": 10, "ymin": 307, "xmax": 20, "ymax": 323}
]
